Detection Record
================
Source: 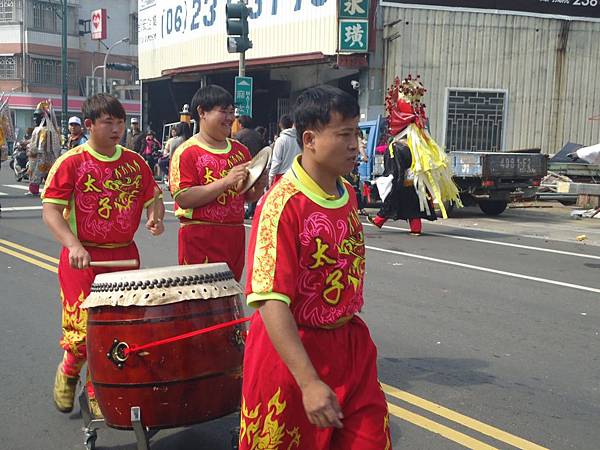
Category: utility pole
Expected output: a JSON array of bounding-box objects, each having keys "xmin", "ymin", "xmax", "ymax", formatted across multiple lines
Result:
[
  {"xmin": 61, "ymin": 0, "xmax": 68, "ymax": 139},
  {"xmin": 103, "ymin": 37, "xmax": 130, "ymax": 94}
]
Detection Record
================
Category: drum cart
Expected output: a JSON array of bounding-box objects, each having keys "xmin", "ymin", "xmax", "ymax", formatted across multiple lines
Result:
[
  {"xmin": 79, "ymin": 390, "xmax": 240, "ymax": 450},
  {"xmin": 78, "ymin": 264, "xmax": 246, "ymax": 450}
]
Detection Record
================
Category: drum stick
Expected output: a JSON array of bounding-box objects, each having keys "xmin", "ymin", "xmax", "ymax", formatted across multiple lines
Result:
[
  {"xmin": 90, "ymin": 259, "xmax": 139, "ymax": 268},
  {"xmin": 153, "ymin": 188, "xmax": 161, "ymax": 222}
]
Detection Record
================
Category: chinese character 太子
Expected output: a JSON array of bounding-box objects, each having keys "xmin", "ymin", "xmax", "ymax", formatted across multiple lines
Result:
[
  {"xmin": 345, "ymin": 23, "xmax": 365, "ymax": 48},
  {"xmin": 344, "ymin": 0, "xmax": 366, "ymax": 16}
]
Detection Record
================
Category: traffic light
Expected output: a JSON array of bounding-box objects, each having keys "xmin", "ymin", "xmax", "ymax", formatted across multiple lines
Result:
[
  {"xmin": 105, "ymin": 63, "xmax": 135, "ymax": 71},
  {"xmin": 226, "ymin": 2, "xmax": 252, "ymax": 53}
]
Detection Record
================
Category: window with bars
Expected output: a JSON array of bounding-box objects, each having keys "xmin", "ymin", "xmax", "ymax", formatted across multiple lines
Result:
[
  {"xmin": 0, "ymin": 0, "xmax": 16, "ymax": 22},
  {"xmin": 129, "ymin": 13, "xmax": 138, "ymax": 45},
  {"xmin": 0, "ymin": 56, "xmax": 17, "ymax": 79},
  {"xmin": 31, "ymin": 1, "xmax": 76, "ymax": 34},
  {"xmin": 445, "ymin": 89, "xmax": 506, "ymax": 152},
  {"xmin": 29, "ymin": 57, "xmax": 77, "ymax": 88}
]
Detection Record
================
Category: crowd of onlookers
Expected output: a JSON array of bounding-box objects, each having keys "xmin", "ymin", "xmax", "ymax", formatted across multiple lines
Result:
[{"xmin": 3, "ymin": 110, "xmax": 307, "ymax": 214}]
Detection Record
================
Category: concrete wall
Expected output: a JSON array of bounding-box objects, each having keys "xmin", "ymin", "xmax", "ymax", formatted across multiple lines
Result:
[{"xmin": 382, "ymin": 6, "xmax": 600, "ymax": 153}]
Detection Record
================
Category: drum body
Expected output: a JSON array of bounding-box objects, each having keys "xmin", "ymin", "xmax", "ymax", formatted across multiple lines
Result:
[{"xmin": 83, "ymin": 263, "xmax": 245, "ymax": 430}]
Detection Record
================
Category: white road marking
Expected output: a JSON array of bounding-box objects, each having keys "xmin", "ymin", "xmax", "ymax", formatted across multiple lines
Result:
[
  {"xmin": 0, "ymin": 206, "xmax": 42, "ymax": 212},
  {"xmin": 159, "ymin": 214, "xmax": 600, "ymax": 294},
  {"xmin": 367, "ymin": 244, "xmax": 600, "ymax": 295},
  {"xmin": 0, "ymin": 192, "xmax": 7, "ymax": 196},
  {"xmin": 3, "ymin": 184, "xmax": 30, "ymax": 191},
  {"xmin": 362, "ymin": 222, "xmax": 600, "ymax": 261}
]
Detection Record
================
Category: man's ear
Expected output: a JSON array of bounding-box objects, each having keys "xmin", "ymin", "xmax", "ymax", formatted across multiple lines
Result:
[
  {"xmin": 302, "ymin": 130, "xmax": 315, "ymax": 152},
  {"xmin": 84, "ymin": 119, "xmax": 93, "ymax": 129},
  {"xmin": 196, "ymin": 106, "xmax": 205, "ymax": 120}
]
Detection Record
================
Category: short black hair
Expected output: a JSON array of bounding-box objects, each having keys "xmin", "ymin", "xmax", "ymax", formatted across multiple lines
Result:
[
  {"xmin": 190, "ymin": 85, "xmax": 233, "ymax": 122},
  {"xmin": 293, "ymin": 85, "xmax": 359, "ymax": 147},
  {"xmin": 279, "ymin": 114, "xmax": 293, "ymax": 130},
  {"xmin": 238, "ymin": 115, "xmax": 254, "ymax": 129},
  {"xmin": 82, "ymin": 93, "xmax": 126, "ymax": 122}
]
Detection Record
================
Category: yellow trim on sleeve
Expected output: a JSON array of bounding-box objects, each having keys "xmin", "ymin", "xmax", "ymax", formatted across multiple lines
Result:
[
  {"xmin": 169, "ymin": 138, "xmax": 196, "ymax": 194},
  {"xmin": 42, "ymin": 198, "xmax": 69, "ymax": 206},
  {"xmin": 41, "ymin": 147, "xmax": 85, "ymax": 200},
  {"xmin": 172, "ymin": 187, "xmax": 189, "ymax": 200},
  {"xmin": 247, "ymin": 292, "xmax": 291, "ymax": 307},
  {"xmin": 251, "ymin": 178, "xmax": 298, "ymax": 294}
]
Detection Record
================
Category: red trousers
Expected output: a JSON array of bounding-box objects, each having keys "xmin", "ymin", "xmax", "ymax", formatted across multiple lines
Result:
[
  {"xmin": 178, "ymin": 223, "xmax": 245, "ymax": 281},
  {"xmin": 57, "ymin": 243, "xmax": 140, "ymax": 379},
  {"xmin": 240, "ymin": 314, "xmax": 392, "ymax": 450}
]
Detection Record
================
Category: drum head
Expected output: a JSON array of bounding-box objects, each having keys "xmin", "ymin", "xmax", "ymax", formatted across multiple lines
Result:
[
  {"xmin": 82, "ymin": 263, "xmax": 242, "ymax": 308},
  {"xmin": 238, "ymin": 146, "xmax": 272, "ymax": 194}
]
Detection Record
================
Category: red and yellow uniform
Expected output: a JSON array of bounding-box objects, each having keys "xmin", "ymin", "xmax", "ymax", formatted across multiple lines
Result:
[
  {"xmin": 169, "ymin": 137, "xmax": 251, "ymax": 280},
  {"xmin": 241, "ymin": 156, "xmax": 391, "ymax": 449},
  {"xmin": 42, "ymin": 143, "xmax": 158, "ymax": 378}
]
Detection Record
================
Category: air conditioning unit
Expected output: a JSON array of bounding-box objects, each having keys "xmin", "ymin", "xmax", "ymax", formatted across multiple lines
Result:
[
  {"xmin": 85, "ymin": 76, "xmax": 102, "ymax": 97},
  {"xmin": 110, "ymin": 78, "xmax": 127, "ymax": 98}
]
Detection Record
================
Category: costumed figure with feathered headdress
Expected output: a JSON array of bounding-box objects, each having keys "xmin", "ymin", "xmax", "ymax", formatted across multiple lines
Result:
[
  {"xmin": 27, "ymin": 100, "xmax": 61, "ymax": 195},
  {"xmin": 0, "ymin": 91, "xmax": 16, "ymax": 214},
  {"xmin": 369, "ymin": 75, "xmax": 461, "ymax": 234}
]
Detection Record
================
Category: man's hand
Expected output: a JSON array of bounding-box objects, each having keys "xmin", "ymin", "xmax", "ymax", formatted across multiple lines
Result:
[
  {"xmin": 68, "ymin": 244, "xmax": 91, "ymax": 269},
  {"xmin": 146, "ymin": 218, "xmax": 164, "ymax": 236},
  {"xmin": 224, "ymin": 163, "xmax": 250, "ymax": 191},
  {"xmin": 301, "ymin": 379, "xmax": 344, "ymax": 429}
]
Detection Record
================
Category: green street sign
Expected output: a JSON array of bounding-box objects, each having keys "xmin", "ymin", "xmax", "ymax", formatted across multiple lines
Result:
[
  {"xmin": 339, "ymin": 0, "xmax": 369, "ymax": 19},
  {"xmin": 234, "ymin": 76, "xmax": 253, "ymax": 117},
  {"xmin": 339, "ymin": 19, "xmax": 369, "ymax": 53}
]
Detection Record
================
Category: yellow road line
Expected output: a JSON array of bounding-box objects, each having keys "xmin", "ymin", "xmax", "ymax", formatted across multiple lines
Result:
[
  {"xmin": 0, "ymin": 238, "xmax": 59, "ymax": 264},
  {"xmin": 383, "ymin": 383, "xmax": 548, "ymax": 450},
  {"xmin": 387, "ymin": 402, "xmax": 499, "ymax": 449},
  {"xmin": 0, "ymin": 244, "xmax": 58, "ymax": 273},
  {"xmin": 0, "ymin": 240, "xmax": 547, "ymax": 450}
]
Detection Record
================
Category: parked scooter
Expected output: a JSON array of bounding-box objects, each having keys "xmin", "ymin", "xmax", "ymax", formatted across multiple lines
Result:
[{"xmin": 8, "ymin": 141, "xmax": 29, "ymax": 182}]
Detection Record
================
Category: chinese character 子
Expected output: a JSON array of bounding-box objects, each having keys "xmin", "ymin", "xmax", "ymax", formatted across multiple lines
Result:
[
  {"xmin": 344, "ymin": 23, "xmax": 365, "ymax": 47},
  {"xmin": 344, "ymin": 0, "xmax": 366, "ymax": 16}
]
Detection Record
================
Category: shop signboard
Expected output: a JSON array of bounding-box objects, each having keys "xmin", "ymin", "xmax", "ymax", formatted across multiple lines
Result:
[
  {"xmin": 138, "ymin": 0, "xmax": 338, "ymax": 80},
  {"xmin": 235, "ymin": 76, "xmax": 253, "ymax": 117}
]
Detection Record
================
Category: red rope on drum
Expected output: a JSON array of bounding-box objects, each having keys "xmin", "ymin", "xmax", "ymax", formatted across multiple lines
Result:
[{"xmin": 123, "ymin": 317, "xmax": 251, "ymax": 357}]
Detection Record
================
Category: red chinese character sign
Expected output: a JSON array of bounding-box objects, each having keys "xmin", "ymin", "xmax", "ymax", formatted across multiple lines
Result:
[{"xmin": 91, "ymin": 9, "xmax": 107, "ymax": 40}]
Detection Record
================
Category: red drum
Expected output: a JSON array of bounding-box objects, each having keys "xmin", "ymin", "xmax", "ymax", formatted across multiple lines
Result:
[{"xmin": 82, "ymin": 263, "xmax": 245, "ymax": 430}]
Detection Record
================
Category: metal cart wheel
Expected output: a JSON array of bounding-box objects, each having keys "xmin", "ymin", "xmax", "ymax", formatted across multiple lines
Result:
[
  {"xmin": 83, "ymin": 429, "xmax": 97, "ymax": 450},
  {"xmin": 230, "ymin": 426, "xmax": 240, "ymax": 450}
]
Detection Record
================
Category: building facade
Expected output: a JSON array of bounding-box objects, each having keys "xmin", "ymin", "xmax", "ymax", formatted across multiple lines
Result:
[
  {"xmin": 0, "ymin": 0, "xmax": 140, "ymax": 140},
  {"xmin": 137, "ymin": 0, "xmax": 383, "ymax": 139},
  {"xmin": 381, "ymin": 1, "xmax": 600, "ymax": 154}
]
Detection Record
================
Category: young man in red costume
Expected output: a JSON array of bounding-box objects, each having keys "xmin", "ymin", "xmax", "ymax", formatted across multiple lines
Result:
[
  {"xmin": 240, "ymin": 85, "xmax": 392, "ymax": 449},
  {"xmin": 42, "ymin": 93, "xmax": 165, "ymax": 416},
  {"xmin": 169, "ymin": 85, "xmax": 266, "ymax": 281}
]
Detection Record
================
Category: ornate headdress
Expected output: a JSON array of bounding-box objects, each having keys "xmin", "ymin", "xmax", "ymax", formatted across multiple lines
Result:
[{"xmin": 385, "ymin": 75, "xmax": 427, "ymax": 136}]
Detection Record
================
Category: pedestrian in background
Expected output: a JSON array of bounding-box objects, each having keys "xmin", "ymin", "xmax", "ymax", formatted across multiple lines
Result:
[
  {"xmin": 141, "ymin": 130, "xmax": 161, "ymax": 174},
  {"xmin": 122, "ymin": 117, "xmax": 144, "ymax": 153},
  {"xmin": 159, "ymin": 122, "xmax": 191, "ymax": 183},
  {"xmin": 235, "ymin": 115, "xmax": 267, "ymax": 219},
  {"xmin": 235, "ymin": 115, "xmax": 265, "ymax": 157},
  {"xmin": 268, "ymin": 114, "xmax": 302, "ymax": 185},
  {"xmin": 65, "ymin": 116, "xmax": 87, "ymax": 150}
]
